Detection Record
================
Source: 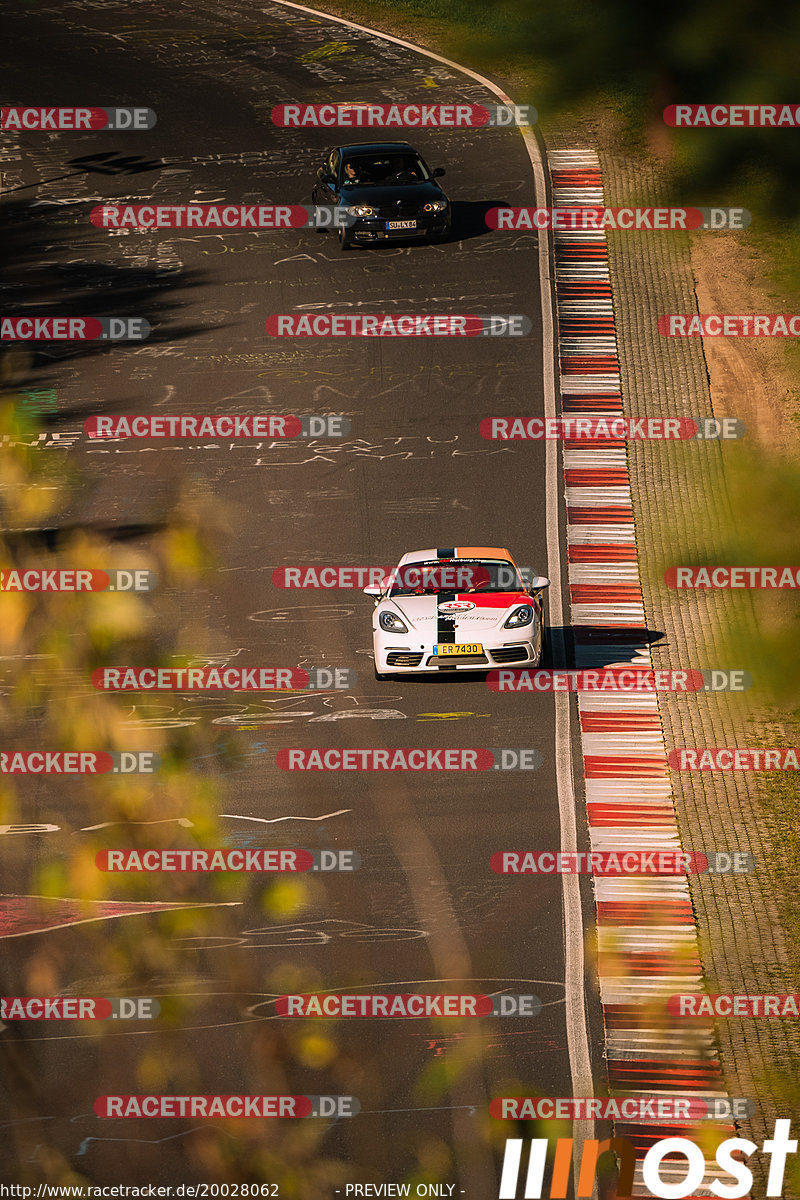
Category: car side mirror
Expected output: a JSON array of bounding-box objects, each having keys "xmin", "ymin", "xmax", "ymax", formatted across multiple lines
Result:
[
  {"xmin": 363, "ymin": 585, "xmax": 382, "ymax": 597},
  {"xmin": 528, "ymin": 576, "xmax": 550, "ymax": 593},
  {"xmin": 432, "ymin": 167, "xmax": 446, "ymax": 178},
  {"xmin": 321, "ymin": 172, "xmax": 336, "ymax": 186}
]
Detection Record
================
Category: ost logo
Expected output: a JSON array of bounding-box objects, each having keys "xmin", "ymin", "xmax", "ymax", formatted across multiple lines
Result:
[{"xmin": 499, "ymin": 1120, "xmax": 797, "ymax": 1198}]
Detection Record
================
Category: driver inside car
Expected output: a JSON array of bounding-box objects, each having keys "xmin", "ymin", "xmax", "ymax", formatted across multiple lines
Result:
[{"xmin": 343, "ymin": 159, "xmax": 373, "ymax": 184}]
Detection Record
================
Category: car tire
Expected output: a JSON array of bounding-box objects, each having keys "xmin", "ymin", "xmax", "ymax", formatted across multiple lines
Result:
[
  {"xmin": 338, "ymin": 226, "xmax": 352, "ymax": 251},
  {"xmin": 374, "ymin": 664, "xmax": 392, "ymax": 681}
]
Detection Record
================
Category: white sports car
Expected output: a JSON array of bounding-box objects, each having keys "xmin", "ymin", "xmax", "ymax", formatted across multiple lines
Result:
[{"xmin": 364, "ymin": 546, "xmax": 550, "ymax": 679}]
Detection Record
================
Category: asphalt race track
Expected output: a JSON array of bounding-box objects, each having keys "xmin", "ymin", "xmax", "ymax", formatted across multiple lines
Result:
[{"xmin": 0, "ymin": 1, "xmax": 603, "ymax": 1191}]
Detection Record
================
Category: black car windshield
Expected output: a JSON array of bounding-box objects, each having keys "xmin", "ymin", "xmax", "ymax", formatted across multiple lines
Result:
[
  {"xmin": 389, "ymin": 559, "xmax": 524, "ymax": 596},
  {"xmin": 341, "ymin": 153, "xmax": 431, "ymax": 187}
]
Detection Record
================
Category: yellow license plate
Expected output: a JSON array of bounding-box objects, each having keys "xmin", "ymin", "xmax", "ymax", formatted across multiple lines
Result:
[{"xmin": 434, "ymin": 643, "xmax": 483, "ymax": 656}]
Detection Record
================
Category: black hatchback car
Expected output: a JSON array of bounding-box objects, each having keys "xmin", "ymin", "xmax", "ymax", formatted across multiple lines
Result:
[{"xmin": 312, "ymin": 141, "xmax": 450, "ymax": 250}]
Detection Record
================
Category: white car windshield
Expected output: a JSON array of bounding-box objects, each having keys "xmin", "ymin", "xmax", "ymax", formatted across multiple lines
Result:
[{"xmin": 389, "ymin": 559, "xmax": 522, "ymax": 596}]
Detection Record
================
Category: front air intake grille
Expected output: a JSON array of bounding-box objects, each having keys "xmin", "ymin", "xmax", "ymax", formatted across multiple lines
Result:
[
  {"xmin": 490, "ymin": 646, "xmax": 531, "ymax": 664},
  {"xmin": 377, "ymin": 202, "xmax": 423, "ymax": 218},
  {"xmin": 387, "ymin": 652, "xmax": 424, "ymax": 667}
]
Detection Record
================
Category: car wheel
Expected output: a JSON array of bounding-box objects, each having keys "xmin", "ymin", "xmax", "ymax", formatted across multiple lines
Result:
[
  {"xmin": 338, "ymin": 226, "xmax": 352, "ymax": 251},
  {"xmin": 374, "ymin": 664, "xmax": 392, "ymax": 681}
]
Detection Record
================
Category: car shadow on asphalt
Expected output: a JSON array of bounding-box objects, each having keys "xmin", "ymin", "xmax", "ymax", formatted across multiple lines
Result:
[
  {"xmin": 563, "ymin": 626, "xmax": 668, "ymax": 669},
  {"xmin": 0, "ymin": 197, "xmax": 211, "ymax": 397},
  {"xmin": 448, "ymin": 200, "xmax": 516, "ymax": 242},
  {"xmin": 374, "ymin": 625, "xmax": 667, "ymax": 682}
]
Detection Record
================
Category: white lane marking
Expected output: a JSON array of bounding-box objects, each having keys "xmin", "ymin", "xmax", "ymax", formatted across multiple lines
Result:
[
  {"xmin": 219, "ymin": 810, "xmax": 351, "ymax": 823},
  {"xmin": 79, "ymin": 818, "xmax": 195, "ymax": 831}
]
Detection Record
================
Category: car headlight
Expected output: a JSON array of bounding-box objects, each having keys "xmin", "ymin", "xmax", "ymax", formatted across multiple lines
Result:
[
  {"xmin": 344, "ymin": 204, "xmax": 377, "ymax": 217},
  {"xmin": 379, "ymin": 611, "xmax": 408, "ymax": 633},
  {"xmin": 504, "ymin": 604, "xmax": 533, "ymax": 629},
  {"xmin": 423, "ymin": 199, "xmax": 447, "ymax": 213}
]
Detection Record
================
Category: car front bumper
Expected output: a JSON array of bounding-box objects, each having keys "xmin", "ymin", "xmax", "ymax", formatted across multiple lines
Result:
[
  {"xmin": 374, "ymin": 634, "xmax": 542, "ymax": 674},
  {"xmin": 347, "ymin": 214, "xmax": 450, "ymax": 242}
]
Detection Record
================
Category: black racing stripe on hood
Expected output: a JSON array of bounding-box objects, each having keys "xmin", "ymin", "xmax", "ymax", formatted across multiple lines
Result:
[{"xmin": 437, "ymin": 591, "xmax": 456, "ymax": 643}]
